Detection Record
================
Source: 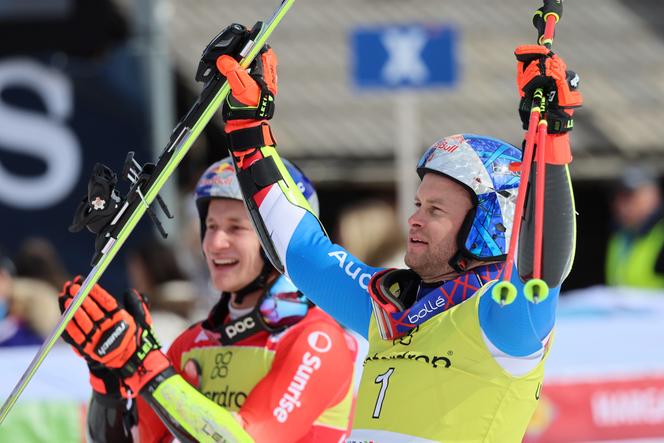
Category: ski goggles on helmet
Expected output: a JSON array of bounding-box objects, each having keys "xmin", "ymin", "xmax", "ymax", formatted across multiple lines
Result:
[
  {"xmin": 259, "ymin": 277, "xmax": 309, "ymax": 329},
  {"xmin": 216, "ymin": 277, "xmax": 310, "ymax": 344},
  {"xmin": 259, "ymin": 291, "xmax": 309, "ymax": 329}
]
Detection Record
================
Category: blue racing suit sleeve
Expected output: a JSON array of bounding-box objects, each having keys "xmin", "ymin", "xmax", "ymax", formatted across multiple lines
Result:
[{"xmin": 284, "ymin": 211, "xmax": 380, "ymax": 337}]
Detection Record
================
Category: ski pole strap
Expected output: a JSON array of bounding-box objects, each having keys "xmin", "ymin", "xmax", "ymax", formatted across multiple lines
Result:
[
  {"xmin": 228, "ymin": 122, "xmax": 276, "ymax": 150},
  {"xmin": 235, "ymin": 155, "xmax": 283, "ymax": 200}
]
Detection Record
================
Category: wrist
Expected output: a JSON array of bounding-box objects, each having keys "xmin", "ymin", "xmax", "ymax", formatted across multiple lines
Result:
[
  {"xmin": 88, "ymin": 362, "xmax": 128, "ymax": 398},
  {"xmin": 139, "ymin": 365, "xmax": 178, "ymax": 398},
  {"xmin": 122, "ymin": 350, "xmax": 172, "ymax": 397},
  {"xmin": 225, "ymin": 119, "xmax": 265, "ymax": 134},
  {"xmin": 228, "ymin": 122, "xmax": 276, "ymax": 157},
  {"xmin": 90, "ymin": 389, "xmax": 127, "ymax": 407},
  {"xmin": 89, "ymin": 373, "xmax": 126, "ymax": 398},
  {"xmin": 544, "ymin": 133, "xmax": 572, "ymax": 164},
  {"xmin": 525, "ymin": 132, "xmax": 571, "ymax": 165}
]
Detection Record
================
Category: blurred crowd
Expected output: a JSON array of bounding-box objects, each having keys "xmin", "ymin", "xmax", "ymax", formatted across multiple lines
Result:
[
  {"xmin": 0, "ymin": 240, "xmax": 62, "ymax": 347},
  {"xmin": 2, "ymin": 161, "xmax": 662, "ymax": 350},
  {"xmin": 0, "ymin": 188, "xmax": 410, "ymax": 349},
  {"xmin": 605, "ymin": 164, "xmax": 664, "ymax": 289}
]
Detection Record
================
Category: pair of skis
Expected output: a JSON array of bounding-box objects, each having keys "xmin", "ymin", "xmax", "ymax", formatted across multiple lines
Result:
[{"xmin": 0, "ymin": 0, "xmax": 295, "ymax": 424}]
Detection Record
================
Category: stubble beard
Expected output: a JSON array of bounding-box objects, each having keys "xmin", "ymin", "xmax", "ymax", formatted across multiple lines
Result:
[{"xmin": 405, "ymin": 242, "xmax": 457, "ymax": 282}]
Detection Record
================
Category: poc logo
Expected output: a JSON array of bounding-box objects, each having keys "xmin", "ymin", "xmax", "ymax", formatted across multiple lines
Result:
[{"xmin": 225, "ymin": 317, "xmax": 256, "ymax": 338}]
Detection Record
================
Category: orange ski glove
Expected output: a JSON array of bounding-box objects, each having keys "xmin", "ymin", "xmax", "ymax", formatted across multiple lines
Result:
[
  {"xmin": 217, "ymin": 45, "xmax": 278, "ymax": 134},
  {"xmin": 59, "ymin": 277, "xmax": 171, "ymax": 397},
  {"xmin": 515, "ymin": 45, "xmax": 582, "ymax": 134}
]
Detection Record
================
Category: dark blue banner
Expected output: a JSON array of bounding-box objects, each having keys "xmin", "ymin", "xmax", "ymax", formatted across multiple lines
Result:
[{"xmin": 0, "ymin": 47, "xmax": 152, "ymax": 293}]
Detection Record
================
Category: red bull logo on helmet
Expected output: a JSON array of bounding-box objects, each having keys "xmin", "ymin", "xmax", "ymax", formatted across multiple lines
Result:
[
  {"xmin": 214, "ymin": 162, "xmax": 235, "ymax": 174},
  {"xmin": 198, "ymin": 162, "xmax": 236, "ymax": 188},
  {"xmin": 432, "ymin": 134, "xmax": 464, "ymax": 154}
]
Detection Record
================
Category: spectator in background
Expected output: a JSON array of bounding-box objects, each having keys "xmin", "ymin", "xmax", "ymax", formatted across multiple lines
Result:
[
  {"xmin": 337, "ymin": 199, "xmax": 405, "ymax": 268},
  {"xmin": 11, "ymin": 277, "xmax": 60, "ymax": 341},
  {"xmin": 0, "ymin": 247, "xmax": 42, "ymax": 347},
  {"xmin": 606, "ymin": 164, "xmax": 664, "ymax": 288},
  {"xmin": 13, "ymin": 237, "xmax": 71, "ymax": 291},
  {"xmin": 126, "ymin": 237, "xmax": 198, "ymax": 344}
]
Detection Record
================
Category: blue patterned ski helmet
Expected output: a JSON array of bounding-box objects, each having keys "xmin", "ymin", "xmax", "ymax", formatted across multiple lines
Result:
[{"xmin": 416, "ymin": 134, "xmax": 521, "ymax": 268}]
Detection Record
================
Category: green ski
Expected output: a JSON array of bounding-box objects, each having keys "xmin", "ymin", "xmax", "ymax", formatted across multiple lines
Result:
[{"xmin": 0, "ymin": 0, "xmax": 295, "ymax": 425}]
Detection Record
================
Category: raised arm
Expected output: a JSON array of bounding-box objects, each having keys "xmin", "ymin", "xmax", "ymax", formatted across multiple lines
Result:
[
  {"xmin": 480, "ymin": 162, "xmax": 576, "ymax": 356},
  {"xmin": 215, "ymin": 47, "xmax": 379, "ymax": 336},
  {"xmin": 480, "ymin": 18, "xmax": 582, "ymax": 358}
]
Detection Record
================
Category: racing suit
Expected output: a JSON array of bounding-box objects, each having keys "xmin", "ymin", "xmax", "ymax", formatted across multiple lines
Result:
[
  {"xmin": 228, "ymin": 147, "xmax": 575, "ymax": 442},
  {"xmin": 88, "ymin": 277, "xmax": 358, "ymax": 443}
]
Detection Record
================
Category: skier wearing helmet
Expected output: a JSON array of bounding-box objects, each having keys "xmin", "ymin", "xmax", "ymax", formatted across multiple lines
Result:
[
  {"xmin": 209, "ymin": 28, "xmax": 580, "ymax": 443},
  {"xmin": 58, "ymin": 156, "xmax": 357, "ymax": 443},
  {"xmin": 55, "ymin": 17, "xmax": 581, "ymax": 441}
]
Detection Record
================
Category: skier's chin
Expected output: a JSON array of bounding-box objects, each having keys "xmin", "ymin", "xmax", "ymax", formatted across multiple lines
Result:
[{"xmin": 405, "ymin": 251, "xmax": 427, "ymax": 275}]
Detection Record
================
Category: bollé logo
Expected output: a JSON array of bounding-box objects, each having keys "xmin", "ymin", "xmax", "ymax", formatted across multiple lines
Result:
[{"xmin": 407, "ymin": 295, "xmax": 446, "ymax": 323}]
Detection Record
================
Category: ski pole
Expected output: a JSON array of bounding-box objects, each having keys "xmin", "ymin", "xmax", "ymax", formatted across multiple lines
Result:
[
  {"xmin": 526, "ymin": 90, "xmax": 550, "ymax": 303},
  {"xmin": 0, "ymin": 0, "xmax": 295, "ymax": 425},
  {"xmin": 492, "ymin": 0, "xmax": 561, "ymax": 306},
  {"xmin": 525, "ymin": 3, "xmax": 560, "ymax": 303}
]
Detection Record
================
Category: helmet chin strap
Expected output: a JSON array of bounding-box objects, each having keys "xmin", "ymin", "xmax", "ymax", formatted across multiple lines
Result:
[
  {"xmin": 449, "ymin": 251, "xmax": 469, "ymax": 273},
  {"xmin": 449, "ymin": 203, "xmax": 477, "ymax": 273},
  {"xmin": 449, "ymin": 250, "xmax": 501, "ymax": 275},
  {"xmin": 232, "ymin": 258, "xmax": 274, "ymax": 304}
]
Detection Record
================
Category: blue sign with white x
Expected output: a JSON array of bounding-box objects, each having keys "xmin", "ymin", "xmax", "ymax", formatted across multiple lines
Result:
[{"xmin": 351, "ymin": 24, "xmax": 458, "ymax": 90}]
